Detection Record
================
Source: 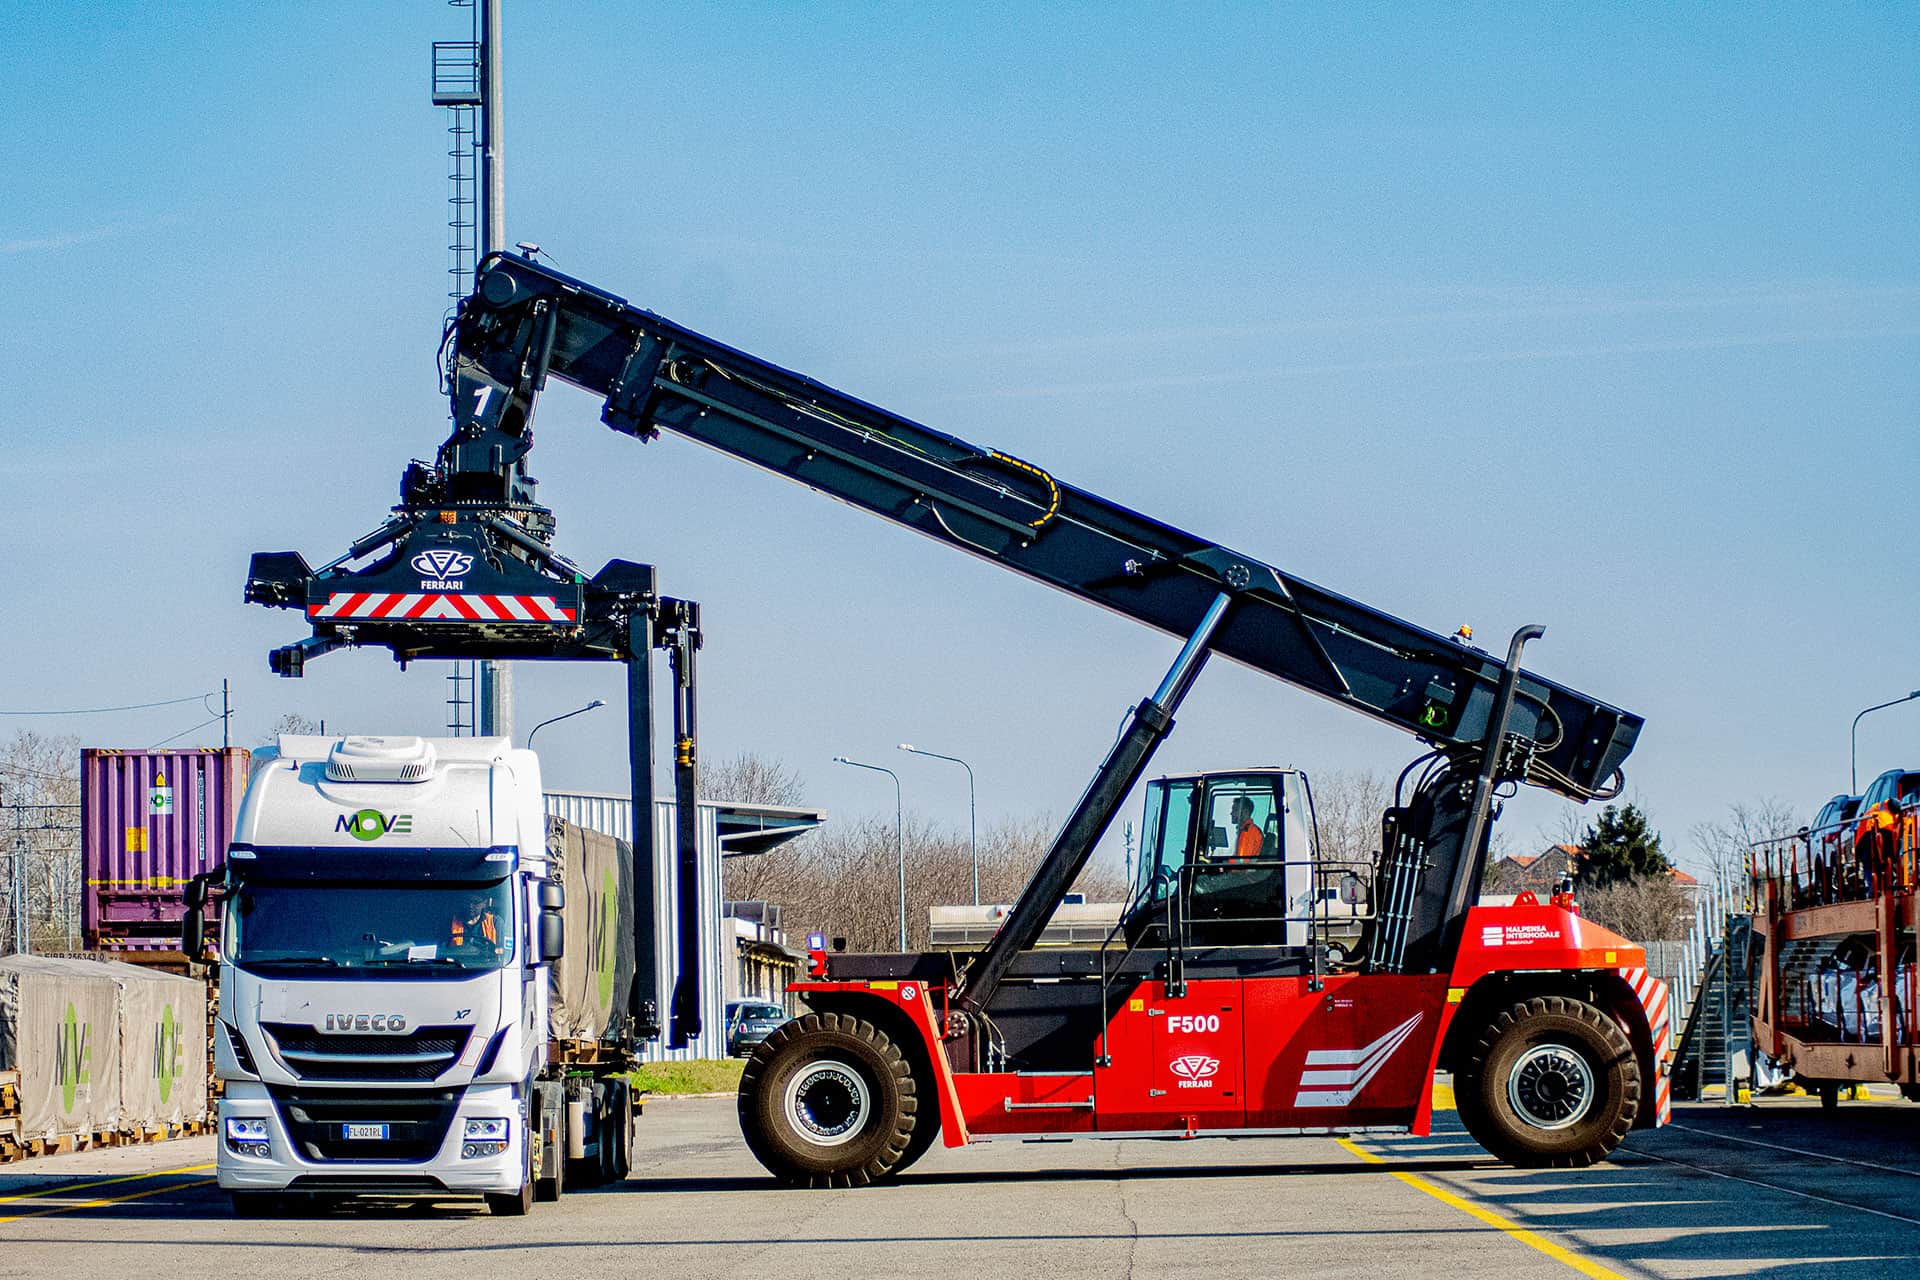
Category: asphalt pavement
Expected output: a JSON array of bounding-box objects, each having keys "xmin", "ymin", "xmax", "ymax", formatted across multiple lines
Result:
[{"xmin": 3, "ymin": 1092, "xmax": 1918, "ymax": 1279}]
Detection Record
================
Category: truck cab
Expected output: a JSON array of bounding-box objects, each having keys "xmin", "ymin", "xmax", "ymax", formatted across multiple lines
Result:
[{"xmin": 195, "ymin": 735, "xmax": 627, "ymax": 1216}]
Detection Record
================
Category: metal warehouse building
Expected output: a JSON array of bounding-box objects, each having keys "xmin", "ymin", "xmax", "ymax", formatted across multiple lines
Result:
[{"xmin": 542, "ymin": 791, "xmax": 820, "ymax": 1062}]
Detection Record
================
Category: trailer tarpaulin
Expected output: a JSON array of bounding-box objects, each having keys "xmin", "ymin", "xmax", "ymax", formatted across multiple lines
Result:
[
  {"xmin": 0, "ymin": 956, "xmax": 123, "ymax": 1140},
  {"xmin": 100, "ymin": 960, "xmax": 207, "ymax": 1127},
  {"xmin": 544, "ymin": 817, "xmax": 635, "ymax": 1042}
]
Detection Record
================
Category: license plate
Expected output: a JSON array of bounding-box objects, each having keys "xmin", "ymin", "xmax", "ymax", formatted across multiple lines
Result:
[{"xmin": 341, "ymin": 1123, "xmax": 389, "ymax": 1140}]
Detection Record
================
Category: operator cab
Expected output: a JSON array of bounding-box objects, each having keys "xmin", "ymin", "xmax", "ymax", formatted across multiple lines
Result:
[{"xmin": 1127, "ymin": 769, "xmax": 1365, "ymax": 956}]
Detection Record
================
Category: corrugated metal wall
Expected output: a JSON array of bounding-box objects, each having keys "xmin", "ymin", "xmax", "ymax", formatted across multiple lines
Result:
[
  {"xmin": 82, "ymin": 748, "xmax": 250, "ymax": 948},
  {"xmin": 542, "ymin": 791, "xmax": 727, "ymax": 1063}
]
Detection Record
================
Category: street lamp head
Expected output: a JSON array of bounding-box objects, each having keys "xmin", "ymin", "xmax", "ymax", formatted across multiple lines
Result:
[
  {"xmin": 587, "ymin": 699, "xmax": 607, "ymax": 710},
  {"xmin": 898, "ymin": 743, "xmax": 913, "ymax": 751},
  {"xmin": 832, "ymin": 755, "xmax": 851, "ymax": 764}
]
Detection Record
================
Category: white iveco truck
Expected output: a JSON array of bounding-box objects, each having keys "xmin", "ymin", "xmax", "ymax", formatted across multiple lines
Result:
[{"xmin": 184, "ymin": 735, "xmax": 637, "ymax": 1216}]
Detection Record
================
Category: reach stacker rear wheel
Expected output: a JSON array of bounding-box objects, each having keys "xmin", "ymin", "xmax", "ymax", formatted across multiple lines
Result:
[
  {"xmin": 738, "ymin": 1012, "xmax": 920, "ymax": 1187},
  {"xmin": 1457, "ymin": 996, "xmax": 1640, "ymax": 1168}
]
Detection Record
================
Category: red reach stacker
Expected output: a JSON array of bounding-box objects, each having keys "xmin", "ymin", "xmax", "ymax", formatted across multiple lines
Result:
[{"xmin": 257, "ymin": 251, "xmax": 1671, "ymax": 1181}]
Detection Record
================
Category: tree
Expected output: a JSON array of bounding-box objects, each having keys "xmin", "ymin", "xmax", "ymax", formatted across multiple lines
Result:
[
  {"xmin": 259, "ymin": 713, "xmax": 322, "ymax": 745},
  {"xmin": 1306, "ymin": 768, "xmax": 1392, "ymax": 874},
  {"xmin": 703, "ymin": 752, "xmax": 808, "ymax": 807},
  {"xmin": 1575, "ymin": 876, "xmax": 1694, "ymax": 942},
  {"xmin": 0, "ymin": 732, "xmax": 81, "ymax": 953},
  {"xmin": 1575, "ymin": 803, "xmax": 1670, "ymax": 888},
  {"xmin": 1690, "ymin": 797, "xmax": 1797, "ymax": 906}
]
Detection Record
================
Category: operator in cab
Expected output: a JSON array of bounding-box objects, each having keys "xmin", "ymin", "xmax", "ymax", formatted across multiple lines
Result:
[
  {"xmin": 1230, "ymin": 795, "xmax": 1264, "ymax": 861},
  {"xmin": 450, "ymin": 890, "xmax": 500, "ymax": 949}
]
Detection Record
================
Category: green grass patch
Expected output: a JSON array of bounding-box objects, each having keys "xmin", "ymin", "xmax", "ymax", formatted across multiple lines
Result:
[{"xmin": 626, "ymin": 1057, "xmax": 745, "ymax": 1095}]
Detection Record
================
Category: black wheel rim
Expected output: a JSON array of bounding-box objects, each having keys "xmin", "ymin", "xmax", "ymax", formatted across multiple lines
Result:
[
  {"xmin": 1506, "ymin": 1044, "xmax": 1595, "ymax": 1130},
  {"xmin": 784, "ymin": 1060, "xmax": 871, "ymax": 1147}
]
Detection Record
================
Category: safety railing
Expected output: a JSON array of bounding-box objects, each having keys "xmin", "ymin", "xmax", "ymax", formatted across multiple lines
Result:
[{"xmin": 1749, "ymin": 801, "xmax": 1920, "ymax": 913}]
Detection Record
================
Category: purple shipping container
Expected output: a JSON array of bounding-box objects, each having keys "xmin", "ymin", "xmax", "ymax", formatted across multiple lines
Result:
[{"xmin": 82, "ymin": 748, "xmax": 250, "ymax": 951}]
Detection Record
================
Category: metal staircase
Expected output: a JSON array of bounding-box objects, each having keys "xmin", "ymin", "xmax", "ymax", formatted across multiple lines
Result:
[{"xmin": 1670, "ymin": 904, "xmax": 1753, "ymax": 1101}]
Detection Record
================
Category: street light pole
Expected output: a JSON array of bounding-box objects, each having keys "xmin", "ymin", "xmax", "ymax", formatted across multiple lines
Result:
[
  {"xmin": 1851, "ymin": 689, "xmax": 1920, "ymax": 793},
  {"xmin": 900, "ymin": 743, "xmax": 977, "ymax": 906},
  {"xmin": 835, "ymin": 756, "xmax": 905, "ymax": 950},
  {"xmin": 526, "ymin": 698, "xmax": 606, "ymax": 754}
]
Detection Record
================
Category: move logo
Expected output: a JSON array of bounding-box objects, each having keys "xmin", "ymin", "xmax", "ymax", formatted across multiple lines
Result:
[
  {"xmin": 336, "ymin": 809, "xmax": 413, "ymax": 841},
  {"xmin": 1170, "ymin": 1054, "xmax": 1220, "ymax": 1088},
  {"xmin": 592, "ymin": 869, "xmax": 619, "ymax": 1008},
  {"xmin": 55, "ymin": 1003, "xmax": 91, "ymax": 1116},
  {"xmin": 154, "ymin": 1003, "xmax": 183, "ymax": 1104}
]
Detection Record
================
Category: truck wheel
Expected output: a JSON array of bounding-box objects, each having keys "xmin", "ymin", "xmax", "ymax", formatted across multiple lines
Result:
[
  {"xmin": 601, "ymin": 1080, "xmax": 634, "ymax": 1182},
  {"xmin": 535, "ymin": 1132, "xmax": 565, "ymax": 1202},
  {"xmin": 738, "ymin": 1012, "xmax": 918, "ymax": 1187},
  {"xmin": 1458, "ymin": 996, "xmax": 1640, "ymax": 1168},
  {"xmin": 486, "ymin": 1125, "xmax": 536, "ymax": 1216}
]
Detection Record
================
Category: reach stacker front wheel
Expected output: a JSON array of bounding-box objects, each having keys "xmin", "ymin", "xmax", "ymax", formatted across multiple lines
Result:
[
  {"xmin": 738, "ymin": 1012, "xmax": 920, "ymax": 1187},
  {"xmin": 1457, "ymin": 996, "xmax": 1640, "ymax": 1168}
]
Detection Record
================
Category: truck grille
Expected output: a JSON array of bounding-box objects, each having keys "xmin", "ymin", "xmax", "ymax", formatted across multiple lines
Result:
[
  {"xmin": 268, "ymin": 1086, "xmax": 461, "ymax": 1163},
  {"xmin": 262, "ymin": 1023, "xmax": 472, "ymax": 1082}
]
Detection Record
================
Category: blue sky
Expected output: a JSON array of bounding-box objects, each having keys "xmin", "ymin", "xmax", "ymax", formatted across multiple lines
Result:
[{"xmin": 3, "ymin": 3, "xmax": 1916, "ymax": 875}]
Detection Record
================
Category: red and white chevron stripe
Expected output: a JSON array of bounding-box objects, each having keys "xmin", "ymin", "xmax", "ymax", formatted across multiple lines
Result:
[
  {"xmin": 307, "ymin": 592, "xmax": 577, "ymax": 623},
  {"xmin": 1620, "ymin": 965, "xmax": 1673, "ymax": 1125}
]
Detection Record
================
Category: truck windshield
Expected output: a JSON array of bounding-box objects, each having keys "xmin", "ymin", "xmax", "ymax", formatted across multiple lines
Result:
[{"xmin": 227, "ymin": 878, "xmax": 515, "ymax": 975}]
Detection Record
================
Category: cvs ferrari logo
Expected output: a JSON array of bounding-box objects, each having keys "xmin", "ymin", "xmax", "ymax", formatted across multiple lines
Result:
[
  {"xmin": 337, "ymin": 809, "xmax": 413, "ymax": 841},
  {"xmin": 411, "ymin": 549, "xmax": 474, "ymax": 580},
  {"xmin": 1170, "ymin": 1054, "xmax": 1220, "ymax": 1088}
]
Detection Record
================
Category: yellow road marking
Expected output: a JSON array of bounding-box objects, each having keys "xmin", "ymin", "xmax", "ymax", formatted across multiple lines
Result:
[
  {"xmin": 0, "ymin": 1174, "xmax": 216, "ymax": 1225},
  {"xmin": 1337, "ymin": 1139, "xmax": 1625, "ymax": 1280},
  {"xmin": 0, "ymin": 1162, "xmax": 215, "ymax": 1206},
  {"xmin": 1430, "ymin": 1080, "xmax": 1456, "ymax": 1111}
]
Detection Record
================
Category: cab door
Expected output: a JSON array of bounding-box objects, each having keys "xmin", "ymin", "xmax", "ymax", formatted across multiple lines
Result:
[{"xmin": 1094, "ymin": 979, "xmax": 1244, "ymax": 1132}]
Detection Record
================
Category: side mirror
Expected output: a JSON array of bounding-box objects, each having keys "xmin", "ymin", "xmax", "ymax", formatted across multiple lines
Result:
[
  {"xmin": 183, "ymin": 873, "xmax": 207, "ymax": 910},
  {"xmin": 1339, "ymin": 873, "xmax": 1369, "ymax": 906},
  {"xmin": 538, "ymin": 880, "xmax": 565, "ymax": 912},
  {"xmin": 538, "ymin": 910, "xmax": 565, "ymax": 962},
  {"xmin": 182, "ymin": 906, "xmax": 205, "ymax": 958}
]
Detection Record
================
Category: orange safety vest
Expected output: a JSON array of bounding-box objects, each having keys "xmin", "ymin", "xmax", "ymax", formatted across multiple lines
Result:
[
  {"xmin": 451, "ymin": 911, "xmax": 499, "ymax": 945},
  {"xmin": 1234, "ymin": 820, "xmax": 1262, "ymax": 861}
]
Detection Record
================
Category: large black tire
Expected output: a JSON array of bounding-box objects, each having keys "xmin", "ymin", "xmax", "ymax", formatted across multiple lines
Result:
[
  {"xmin": 890, "ymin": 1057, "xmax": 942, "ymax": 1176},
  {"xmin": 486, "ymin": 1125, "xmax": 536, "ymax": 1216},
  {"xmin": 607, "ymin": 1081, "xmax": 634, "ymax": 1182},
  {"xmin": 535, "ymin": 1133, "xmax": 565, "ymax": 1202},
  {"xmin": 1456, "ymin": 996, "xmax": 1640, "ymax": 1168},
  {"xmin": 738, "ymin": 1012, "xmax": 918, "ymax": 1187}
]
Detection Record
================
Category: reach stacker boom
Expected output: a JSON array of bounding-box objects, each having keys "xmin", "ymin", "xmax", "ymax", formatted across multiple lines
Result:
[{"xmin": 257, "ymin": 249, "xmax": 1669, "ymax": 1184}]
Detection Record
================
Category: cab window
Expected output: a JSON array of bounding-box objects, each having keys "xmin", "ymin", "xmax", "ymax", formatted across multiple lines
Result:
[{"xmin": 1202, "ymin": 778, "xmax": 1281, "ymax": 863}]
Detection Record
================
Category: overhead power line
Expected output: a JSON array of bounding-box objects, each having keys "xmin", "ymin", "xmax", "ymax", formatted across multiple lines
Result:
[{"xmin": 0, "ymin": 693, "xmax": 215, "ymax": 717}]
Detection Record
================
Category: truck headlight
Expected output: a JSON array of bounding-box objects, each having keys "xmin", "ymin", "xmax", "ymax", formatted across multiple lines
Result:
[
  {"xmin": 462, "ymin": 1116, "xmax": 510, "ymax": 1158},
  {"xmin": 224, "ymin": 1116, "xmax": 271, "ymax": 1158}
]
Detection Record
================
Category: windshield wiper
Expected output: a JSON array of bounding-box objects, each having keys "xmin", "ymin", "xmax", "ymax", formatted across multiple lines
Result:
[
  {"xmin": 245, "ymin": 954, "xmax": 343, "ymax": 968},
  {"xmin": 362, "ymin": 956, "xmax": 472, "ymax": 968}
]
